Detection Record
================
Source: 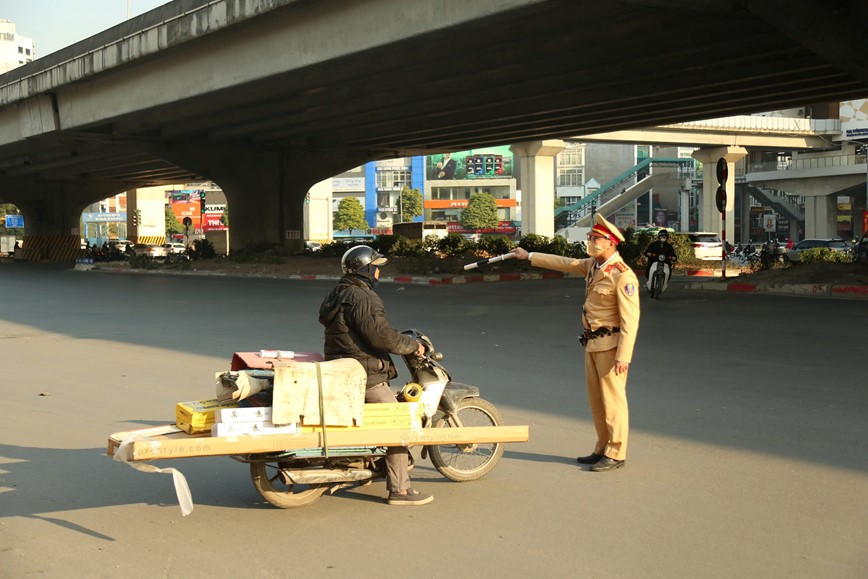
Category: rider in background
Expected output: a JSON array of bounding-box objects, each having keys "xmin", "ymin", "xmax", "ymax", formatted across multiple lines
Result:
[{"xmin": 644, "ymin": 230, "xmax": 677, "ymax": 284}]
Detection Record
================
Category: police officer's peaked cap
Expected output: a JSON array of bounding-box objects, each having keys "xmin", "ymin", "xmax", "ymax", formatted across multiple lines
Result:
[{"xmin": 591, "ymin": 213, "xmax": 625, "ymax": 245}]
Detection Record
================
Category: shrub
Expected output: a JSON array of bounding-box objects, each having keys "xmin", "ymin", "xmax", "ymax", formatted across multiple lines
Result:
[
  {"xmin": 390, "ymin": 236, "xmax": 426, "ymax": 257},
  {"xmin": 437, "ymin": 233, "xmax": 473, "ymax": 257},
  {"xmin": 517, "ymin": 233, "xmax": 550, "ymax": 253},
  {"xmin": 798, "ymin": 247, "xmax": 852, "ymax": 264},
  {"xmin": 128, "ymin": 255, "xmax": 158, "ymax": 269},
  {"xmin": 477, "ymin": 235, "xmax": 515, "ymax": 256},
  {"xmin": 371, "ymin": 235, "xmax": 398, "ymax": 256},
  {"xmin": 189, "ymin": 238, "xmax": 217, "ymax": 260}
]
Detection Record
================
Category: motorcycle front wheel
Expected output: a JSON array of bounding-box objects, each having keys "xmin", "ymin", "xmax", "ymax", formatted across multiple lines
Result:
[
  {"xmin": 429, "ymin": 397, "xmax": 505, "ymax": 482},
  {"xmin": 250, "ymin": 461, "xmax": 329, "ymax": 508},
  {"xmin": 652, "ymin": 273, "xmax": 664, "ymax": 299}
]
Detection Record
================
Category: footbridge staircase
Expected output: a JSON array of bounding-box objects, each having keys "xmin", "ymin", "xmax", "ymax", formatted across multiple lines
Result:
[
  {"xmin": 554, "ymin": 158, "xmax": 694, "ymax": 229},
  {"xmin": 739, "ymin": 183, "xmax": 804, "ymax": 222}
]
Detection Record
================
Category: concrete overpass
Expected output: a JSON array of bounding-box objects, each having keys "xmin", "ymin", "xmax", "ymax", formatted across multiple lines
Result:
[{"xmin": 1, "ymin": 0, "xmax": 867, "ymax": 259}]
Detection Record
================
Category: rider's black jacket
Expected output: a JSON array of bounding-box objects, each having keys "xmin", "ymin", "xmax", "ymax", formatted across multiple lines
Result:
[
  {"xmin": 644, "ymin": 240, "xmax": 677, "ymax": 277},
  {"xmin": 318, "ymin": 275, "xmax": 418, "ymax": 387}
]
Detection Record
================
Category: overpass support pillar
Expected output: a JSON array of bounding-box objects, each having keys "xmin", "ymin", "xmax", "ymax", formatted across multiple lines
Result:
[
  {"xmin": 145, "ymin": 144, "xmax": 366, "ymax": 253},
  {"xmin": 511, "ymin": 140, "xmax": 565, "ymax": 238},
  {"xmin": 691, "ymin": 146, "xmax": 747, "ymax": 242},
  {"xmin": 0, "ymin": 179, "xmax": 119, "ymax": 261},
  {"xmin": 803, "ymin": 195, "xmax": 837, "ymax": 239}
]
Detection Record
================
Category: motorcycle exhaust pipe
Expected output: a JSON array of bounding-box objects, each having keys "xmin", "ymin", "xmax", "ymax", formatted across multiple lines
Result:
[{"xmin": 281, "ymin": 468, "xmax": 373, "ymax": 485}]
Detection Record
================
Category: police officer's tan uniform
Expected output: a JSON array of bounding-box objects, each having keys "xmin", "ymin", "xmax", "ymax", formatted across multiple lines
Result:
[{"xmin": 525, "ymin": 215, "xmax": 640, "ymax": 463}]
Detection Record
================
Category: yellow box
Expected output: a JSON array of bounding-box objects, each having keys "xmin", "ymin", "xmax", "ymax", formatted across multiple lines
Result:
[
  {"xmin": 176, "ymin": 399, "xmax": 239, "ymax": 434},
  {"xmin": 299, "ymin": 402, "xmax": 423, "ymax": 432},
  {"xmin": 361, "ymin": 402, "xmax": 422, "ymax": 417}
]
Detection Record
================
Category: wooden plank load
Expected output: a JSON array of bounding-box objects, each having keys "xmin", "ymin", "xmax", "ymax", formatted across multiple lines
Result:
[{"xmin": 108, "ymin": 424, "xmax": 530, "ymax": 462}]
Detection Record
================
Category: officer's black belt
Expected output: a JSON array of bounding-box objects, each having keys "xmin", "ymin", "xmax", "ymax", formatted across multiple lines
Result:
[{"xmin": 580, "ymin": 326, "xmax": 620, "ymax": 347}]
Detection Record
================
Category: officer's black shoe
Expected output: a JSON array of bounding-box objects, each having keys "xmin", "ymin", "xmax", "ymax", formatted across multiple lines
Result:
[
  {"xmin": 590, "ymin": 457, "xmax": 625, "ymax": 472},
  {"xmin": 576, "ymin": 452, "xmax": 604, "ymax": 465}
]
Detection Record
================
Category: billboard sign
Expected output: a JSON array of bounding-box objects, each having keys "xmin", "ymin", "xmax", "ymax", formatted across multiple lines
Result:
[{"xmin": 427, "ymin": 146, "xmax": 514, "ymax": 180}]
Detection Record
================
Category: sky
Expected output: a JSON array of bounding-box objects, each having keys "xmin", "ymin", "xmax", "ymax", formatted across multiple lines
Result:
[{"xmin": 2, "ymin": 0, "xmax": 172, "ymax": 58}]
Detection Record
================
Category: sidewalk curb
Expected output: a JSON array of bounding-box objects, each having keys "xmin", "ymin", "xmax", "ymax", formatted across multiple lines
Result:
[
  {"xmin": 89, "ymin": 265, "xmax": 868, "ymax": 298},
  {"xmin": 682, "ymin": 280, "xmax": 868, "ymax": 299}
]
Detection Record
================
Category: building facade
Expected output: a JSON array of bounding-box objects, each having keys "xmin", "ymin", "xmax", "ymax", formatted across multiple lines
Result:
[{"xmin": 0, "ymin": 19, "xmax": 35, "ymax": 74}]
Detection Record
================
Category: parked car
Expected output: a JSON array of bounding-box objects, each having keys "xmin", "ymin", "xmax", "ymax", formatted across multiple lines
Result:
[
  {"xmin": 687, "ymin": 232, "xmax": 723, "ymax": 260},
  {"xmin": 108, "ymin": 239, "xmax": 133, "ymax": 253},
  {"xmin": 132, "ymin": 243, "xmax": 168, "ymax": 258},
  {"xmin": 786, "ymin": 238, "xmax": 852, "ymax": 263},
  {"xmin": 304, "ymin": 241, "xmax": 322, "ymax": 252},
  {"xmin": 162, "ymin": 242, "xmax": 187, "ymax": 254},
  {"xmin": 854, "ymin": 233, "xmax": 868, "ymax": 262}
]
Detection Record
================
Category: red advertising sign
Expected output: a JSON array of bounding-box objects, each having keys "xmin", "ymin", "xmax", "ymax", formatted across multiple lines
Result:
[
  {"xmin": 447, "ymin": 221, "xmax": 517, "ymax": 235},
  {"xmin": 203, "ymin": 212, "xmax": 227, "ymax": 231}
]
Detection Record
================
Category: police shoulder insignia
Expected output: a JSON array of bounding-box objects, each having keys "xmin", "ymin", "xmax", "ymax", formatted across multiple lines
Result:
[
  {"xmin": 614, "ymin": 261, "xmax": 629, "ymax": 272},
  {"xmin": 624, "ymin": 282, "xmax": 636, "ymax": 296}
]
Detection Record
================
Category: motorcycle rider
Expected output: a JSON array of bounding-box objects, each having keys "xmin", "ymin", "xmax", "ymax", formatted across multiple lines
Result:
[
  {"xmin": 644, "ymin": 230, "xmax": 677, "ymax": 291},
  {"xmin": 318, "ymin": 245, "xmax": 433, "ymax": 506}
]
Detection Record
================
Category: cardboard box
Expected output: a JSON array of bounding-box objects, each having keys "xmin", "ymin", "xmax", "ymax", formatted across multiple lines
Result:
[
  {"xmin": 176, "ymin": 399, "xmax": 238, "ymax": 434},
  {"xmin": 215, "ymin": 406, "xmax": 273, "ymax": 423},
  {"xmin": 272, "ymin": 358, "xmax": 366, "ymax": 426},
  {"xmin": 211, "ymin": 421, "xmax": 297, "ymax": 437}
]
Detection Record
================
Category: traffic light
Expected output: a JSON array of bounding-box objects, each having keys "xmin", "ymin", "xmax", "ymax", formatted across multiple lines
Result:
[
  {"xmin": 715, "ymin": 157, "xmax": 727, "ymax": 214},
  {"xmin": 305, "ymin": 192, "xmax": 311, "ymax": 204},
  {"xmin": 132, "ymin": 209, "xmax": 141, "ymax": 226},
  {"xmin": 200, "ymin": 196, "xmax": 206, "ymax": 214}
]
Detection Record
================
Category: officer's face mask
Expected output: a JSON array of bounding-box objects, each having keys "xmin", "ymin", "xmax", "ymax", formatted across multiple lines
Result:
[{"xmin": 586, "ymin": 235, "xmax": 609, "ymax": 257}]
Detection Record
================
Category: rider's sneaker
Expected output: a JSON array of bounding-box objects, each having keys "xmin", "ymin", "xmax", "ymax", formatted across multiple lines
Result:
[{"xmin": 387, "ymin": 488, "xmax": 433, "ymax": 506}]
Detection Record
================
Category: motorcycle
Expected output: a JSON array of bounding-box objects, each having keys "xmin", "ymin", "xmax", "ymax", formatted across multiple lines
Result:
[
  {"xmin": 235, "ymin": 329, "xmax": 506, "ymax": 509},
  {"xmin": 646, "ymin": 253, "xmax": 674, "ymax": 299},
  {"xmin": 732, "ymin": 242, "xmax": 759, "ymax": 266}
]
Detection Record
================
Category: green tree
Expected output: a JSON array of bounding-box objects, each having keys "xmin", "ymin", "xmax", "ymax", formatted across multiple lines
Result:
[
  {"xmin": 220, "ymin": 205, "xmax": 230, "ymax": 227},
  {"xmin": 165, "ymin": 205, "xmax": 185, "ymax": 235},
  {"xmin": 333, "ymin": 197, "xmax": 368, "ymax": 231},
  {"xmin": 460, "ymin": 192, "xmax": 499, "ymax": 230},
  {"xmin": 398, "ymin": 186, "xmax": 423, "ymax": 223},
  {"xmin": 0, "ymin": 203, "xmax": 20, "ymax": 235}
]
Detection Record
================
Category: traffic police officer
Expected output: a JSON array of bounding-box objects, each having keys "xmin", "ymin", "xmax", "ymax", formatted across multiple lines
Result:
[{"xmin": 513, "ymin": 213, "xmax": 640, "ymax": 471}]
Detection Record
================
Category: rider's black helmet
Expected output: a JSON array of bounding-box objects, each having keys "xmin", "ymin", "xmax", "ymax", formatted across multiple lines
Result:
[
  {"xmin": 341, "ymin": 245, "xmax": 387, "ymax": 274},
  {"xmin": 658, "ymin": 230, "xmax": 669, "ymax": 240}
]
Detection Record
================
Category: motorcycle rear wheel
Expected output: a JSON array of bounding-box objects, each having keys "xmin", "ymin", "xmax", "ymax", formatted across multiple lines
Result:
[
  {"xmin": 250, "ymin": 461, "xmax": 329, "ymax": 508},
  {"xmin": 429, "ymin": 397, "xmax": 505, "ymax": 482}
]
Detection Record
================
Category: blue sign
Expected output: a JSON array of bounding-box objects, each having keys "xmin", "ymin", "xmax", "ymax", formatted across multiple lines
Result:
[
  {"xmin": 4, "ymin": 214, "xmax": 24, "ymax": 228},
  {"xmin": 81, "ymin": 212, "xmax": 126, "ymax": 223}
]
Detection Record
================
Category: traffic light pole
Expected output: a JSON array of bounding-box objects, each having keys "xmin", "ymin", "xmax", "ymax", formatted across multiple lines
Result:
[{"xmin": 716, "ymin": 158, "xmax": 728, "ymax": 280}]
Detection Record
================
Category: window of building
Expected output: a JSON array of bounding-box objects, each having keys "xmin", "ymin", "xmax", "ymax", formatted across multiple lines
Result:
[
  {"xmin": 25, "ymin": 48, "xmax": 31, "ymax": 55},
  {"xmin": 558, "ymin": 167, "xmax": 584, "ymax": 187},
  {"xmin": 558, "ymin": 144, "xmax": 585, "ymax": 166},
  {"xmin": 375, "ymin": 168, "xmax": 410, "ymax": 190},
  {"xmin": 18, "ymin": 46, "xmax": 23, "ymax": 54}
]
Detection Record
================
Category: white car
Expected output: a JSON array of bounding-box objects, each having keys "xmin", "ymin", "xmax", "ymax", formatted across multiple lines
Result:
[
  {"xmin": 132, "ymin": 243, "xmax": 168, "ymax": 258},
  {"xmin": 162, "ymin": 242, "xmax": 187, "ymax": 254},
  {"xmin": 687, "ymin": 232, "xmax": 723, "ymax": 260}
]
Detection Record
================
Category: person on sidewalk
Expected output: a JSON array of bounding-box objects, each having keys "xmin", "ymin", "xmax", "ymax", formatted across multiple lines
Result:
[
  {"xmin": 512, "ymin": 214, "xmax": 640, "ymax": 472},
  {"xmin": 318, "ymin": 245, "xmax": 433, "ymax": 504}
]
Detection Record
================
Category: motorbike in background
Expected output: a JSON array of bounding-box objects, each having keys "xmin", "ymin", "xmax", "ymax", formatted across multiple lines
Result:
[{"xmin": 646, "ymin": 253, "xmax": 675, "ymax": 299}]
